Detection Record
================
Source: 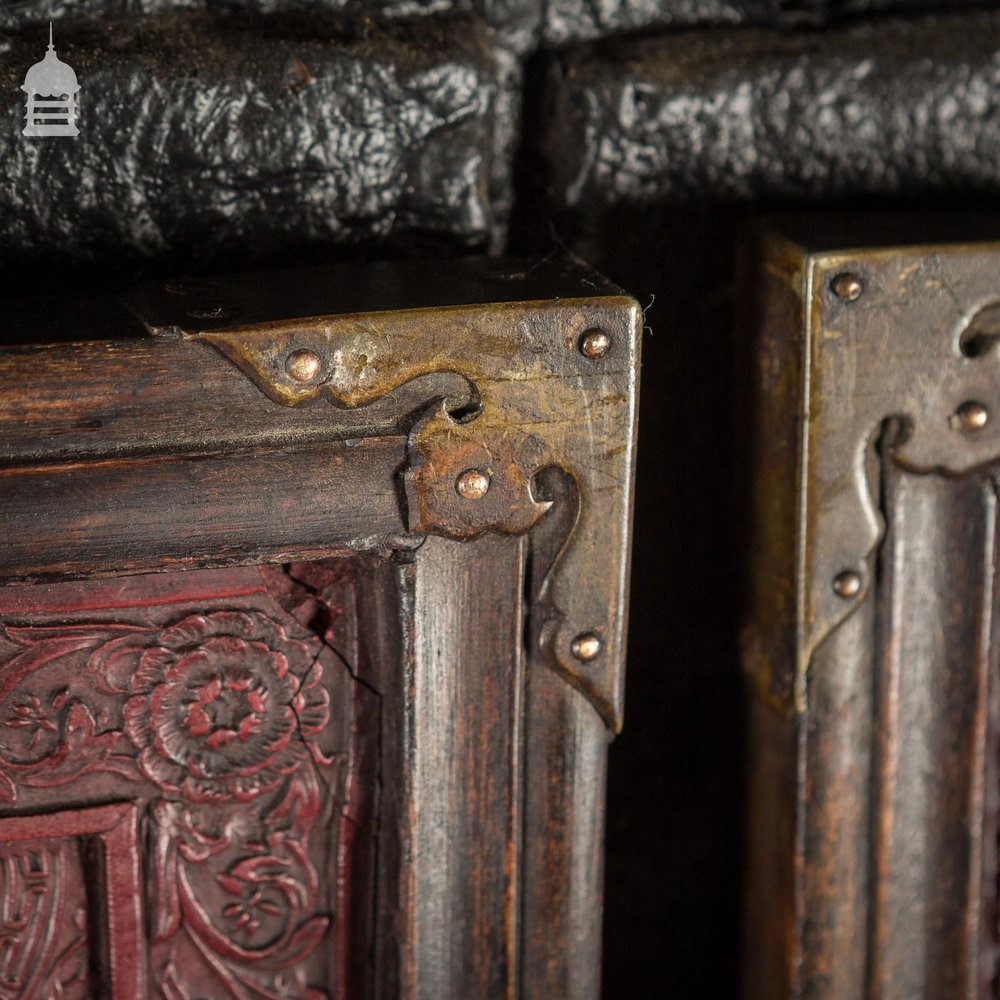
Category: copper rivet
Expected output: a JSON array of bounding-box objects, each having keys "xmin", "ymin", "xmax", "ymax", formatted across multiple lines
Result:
[
  {"xmin": 579, "ymin": 329, "xmax": 611, "ymax": 359},
  {"xmin": 285, "ymin": 349, "xmax": 322, "ymax": 383},
  {"xmin": 571, "ymin": 632, "xmax": 602, "ymax": 662},
  {"xmin": 456, "ymin": 469, "xmax": 490, "ymax": 500},
  {"xmin": 955, "ymin": 401, "xmax": 989, "ymax": 432},
  {"xmin": 833, "ymin": 571, "xmax": 862, "ymax": 599},
  {"xmin": 831, "ymin": 273, "xmax": 863, "ymax": 301}
]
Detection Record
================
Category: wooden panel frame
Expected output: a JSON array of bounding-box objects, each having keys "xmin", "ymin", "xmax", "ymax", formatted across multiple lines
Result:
[
  {"xmin": 0, "ymin": 563, "xmax": 381, "ymax": 998},
  {"xmin": 0, "ymin": 255, "xmax": 641, "ymax": 999},
  {"xmin": 740, "ymin": 219, "xmax": 1000, "ymax": 999},
  {"xmin": 0, "ymin": 802, "xmax": 144, "ymax": 998}
]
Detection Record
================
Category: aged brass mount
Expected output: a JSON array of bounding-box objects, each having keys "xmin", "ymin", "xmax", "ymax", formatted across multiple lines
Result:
[
  {"xmin": 145, "ymin": 286, "xmax": 642, "ymax": 733},
  {"xmin": 745, "ymin": 230, "xmax": 1000, "ymax": 712}
]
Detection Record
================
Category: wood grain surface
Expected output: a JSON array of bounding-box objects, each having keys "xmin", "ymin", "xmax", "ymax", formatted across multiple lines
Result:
[{"xmin": 0, "ymin": 255, "xmax": 635, "ymax": 998}]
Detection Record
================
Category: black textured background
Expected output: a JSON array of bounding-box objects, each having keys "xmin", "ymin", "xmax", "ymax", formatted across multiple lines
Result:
[
  {"xmin": 0, "ymin": 13, "xmax": 515, "ymax": 275},
  {"xmin": 4, "ymin": 0, "xmax": 1000, "ymax": 996},
  {"xmin": 546, "ymin": 15, "xmax": 1000, "ymax": 205}
]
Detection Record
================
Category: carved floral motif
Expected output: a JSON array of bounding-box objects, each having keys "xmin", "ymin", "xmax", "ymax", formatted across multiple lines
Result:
[
  {"xmin": 0, "ymin": 604, "xmax": 346, "ymax": 1000},
  {"xmin": 0, "ymin": 845, "xmax": 89, "ymax": 1000},
  {"xmin": 94, "ymin": 612, "xmax": 331, "ymax": 803}
]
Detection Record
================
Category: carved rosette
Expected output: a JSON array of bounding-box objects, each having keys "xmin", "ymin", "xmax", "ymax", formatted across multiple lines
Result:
[
  {"xmin": 199, "ymin": 294, "xmax": 641, "ymax": 731},
  {"xmin": 0, "ymin": 598, "xmax": 352, "ymax": 1000},
  {"xmin": 94, "ymin": 611, "xmax": 331, "ymax": 804}
]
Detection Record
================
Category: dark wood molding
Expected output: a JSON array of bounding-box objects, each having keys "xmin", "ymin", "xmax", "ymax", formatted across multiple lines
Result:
[
  {"xmin": 741, "ymin": 221, "xmax": 1000, "ymax": 998},
  {"xmin": 0, "ymin": 437, "xmax": 410, "ymax": 582}
]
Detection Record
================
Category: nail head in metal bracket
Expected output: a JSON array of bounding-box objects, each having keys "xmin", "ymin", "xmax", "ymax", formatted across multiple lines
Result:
[
  {"xmin": 579, "ymin": 329, "xmax": 611, "ymax": 359},
  {"xmin": 571, "ymin": 631, "xmax": 602, "ymax": 662},
  {"xmin": 830, "ymin": 273, "xmax": 863, "ymax": 302},
  {"xmin": 455, "ymin": 468, "xmax": 491, "ymax": 501},
  {"xmin": 833, "ymin": 570, "xmax": 862, "ymax": 599},
  {"xmin": 285, "ymin": 349, "xmax": 322, "ymax": 383},
  {"xmin": 951, "ymin": 400, "xmax": 990, "ymax": 433}
]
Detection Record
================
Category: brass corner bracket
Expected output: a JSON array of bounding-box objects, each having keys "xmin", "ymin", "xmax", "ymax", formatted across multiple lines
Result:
[
  {"xmin": 795, "ymin": 241, "xmax": 1000, "ymax": 708},
  {"xmin": 197, "ymin": 295, "xmax": 641, "ymax": 733}
]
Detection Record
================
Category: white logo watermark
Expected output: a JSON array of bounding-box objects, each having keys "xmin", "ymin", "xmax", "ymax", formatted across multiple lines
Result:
[{"xmin": 21, "ymin": 24, "xmax": 80, "ymax": 138}]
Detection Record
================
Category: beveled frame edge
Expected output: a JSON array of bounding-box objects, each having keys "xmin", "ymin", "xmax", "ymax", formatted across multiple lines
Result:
[{"xmin": 377, "ymin": 535, "xmax": 613, "ymax": 1000}]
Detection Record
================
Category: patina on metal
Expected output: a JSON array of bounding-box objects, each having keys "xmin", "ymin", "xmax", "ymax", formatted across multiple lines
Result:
[
  {"xmin": 285, "ymin": 348, "xmax": 323, "ymax": 383},
  {"xmin": 154, "ymin": 287, "xmax": 641, "ymax": 733},
  {"xmin": 570, "ymin": 631, "xmax": 602, "ymax": 663},
  {"xmin": 743, "ymin": 223, "xmax": 1000, "ymax": 713}
]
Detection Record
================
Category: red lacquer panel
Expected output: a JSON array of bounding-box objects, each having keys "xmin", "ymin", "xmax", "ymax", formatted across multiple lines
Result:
[
  {"xmin": 0, "ymin": 562, "xmax": 377, "ymax": 999},
  {"xmin": 0, "ymin": 802, "xmax": 142, "ymax": 999}
]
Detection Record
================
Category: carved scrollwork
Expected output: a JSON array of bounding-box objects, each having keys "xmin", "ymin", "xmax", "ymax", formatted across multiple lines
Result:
[
  {"xmin": 0, "ymin": 608, "xmax": 345, "ymax": 999},
  {"xmin": 0, "ymin": 845, "xmax": 88, "ymax": 1000},
  {"xmin": 795, "ymin": 243, "xmax": 1000, "ymax": 705},
  {"xmin": 198, "ymin": 295, "xmax": 641, "ymax": 732}
]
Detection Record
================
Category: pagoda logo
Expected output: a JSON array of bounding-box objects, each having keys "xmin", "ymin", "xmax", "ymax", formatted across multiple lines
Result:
[{"xmin": 22, "ymin": 24, "xmax": 80, "ymax": 138}]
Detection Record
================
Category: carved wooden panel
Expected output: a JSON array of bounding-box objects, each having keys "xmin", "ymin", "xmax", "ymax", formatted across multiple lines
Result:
[
  {"xmin": 0, "ymin": 562, "xmax": 377, "ymax": 999},
  {"xmin": 0, "ymin": 803, "xmax": 142, "ymax": 999},
  {"xmin": 0, "ymin": 256, "xmax": 641, "ymax": 999}
]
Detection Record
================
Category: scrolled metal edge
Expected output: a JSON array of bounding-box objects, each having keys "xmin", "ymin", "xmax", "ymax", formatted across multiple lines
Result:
[
  {"xmin": 799, "ymin": 250, "xmax": 1000, "ymax": 711},
  {"xmin": 197, "ymin": 297, "xmax": 642, "ymax": 732}
]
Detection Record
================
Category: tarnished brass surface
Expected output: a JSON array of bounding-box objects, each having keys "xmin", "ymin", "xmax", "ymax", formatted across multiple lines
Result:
[
  {"xmin": 181, "ymin": 294, "xmax": 640, "ymax": 732},
  {"xmin": 744, "ymin": 226, "xmax": 1000, "ymax": 712}
]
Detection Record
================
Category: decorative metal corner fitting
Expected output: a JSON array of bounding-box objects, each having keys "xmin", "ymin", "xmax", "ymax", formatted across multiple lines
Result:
[
  {"xmin": 796, "ymin": 241, "xmax": 1000, "ymax": 708},
  {"xmin": 197, "ymin": 297, "xmax": 641, "ymax": 733}
]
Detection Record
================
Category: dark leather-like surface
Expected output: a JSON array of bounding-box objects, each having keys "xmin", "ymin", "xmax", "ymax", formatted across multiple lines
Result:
[
  {"xmin": 542, "ymin": 0, "xmax": 996, "ymax": 46},
  {"xmin": 544, "ymin": 0, "xmax": 767, "ymax": 46},
  {"xmin": 545, "ymin": 12, "xmax": 1000, "ymax": 204},
  {"xmin": 0, "ymin": 13, "xmax": 512, "ymax": 273},
  {"xmin": 10, "ymin": 0, "xmax": 990, "ymax": 50}
]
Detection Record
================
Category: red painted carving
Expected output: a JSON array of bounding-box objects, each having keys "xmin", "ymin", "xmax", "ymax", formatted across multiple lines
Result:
[
  {"xmin": 0, "ymin": 565, "xmax": 374, "ymax": 999},
  {"xmin": 0, "ymin": 630, "xmax": 141, "ymax": 802},
  {"xmin": 98, "ymin": 611, "xmax": 332, "ymax": 803},
  {"xmin": 0, "ymin": 803, "xmax": 144, "ymax": 999},
  {"xmin": 0, "ymin": 843, "xmax": 88, "ymax": 999}
]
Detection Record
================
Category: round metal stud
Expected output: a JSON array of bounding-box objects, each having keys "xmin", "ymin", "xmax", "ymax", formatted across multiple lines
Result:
[
  {"xmin": 830, "ymin": 273, "xmax": 863, "ymax": 302},
  {"xmin": 285, "ymin": 349, "xmax": 322, "ymax": 383},
  {"xmin": 955, "ymin": 400, "xmax": 989, "ymax": 433},
  {"xmin": 571, "ymin": 631, "xmax": 602, "ymax": 662},
  {"xmin": 833, "ymin": 570, "xmax": 862, "ymax": 599},
  {"xmin": 579, "ymin": 329, "xmax": 611, "ymax": 360},
  {"xmin": 456, "ymin": 468, "xmax": 490, "ymax": 500}
]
